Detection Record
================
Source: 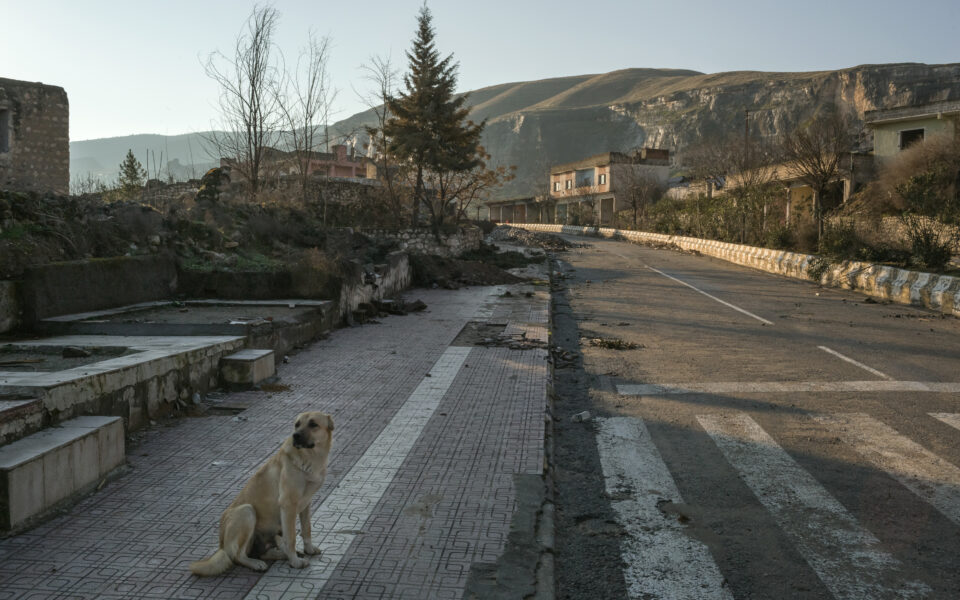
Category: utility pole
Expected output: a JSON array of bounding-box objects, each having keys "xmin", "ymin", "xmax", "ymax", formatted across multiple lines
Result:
[{"xmin": 744, "ymin": 108, "xmax": 751, "ymax": 166}]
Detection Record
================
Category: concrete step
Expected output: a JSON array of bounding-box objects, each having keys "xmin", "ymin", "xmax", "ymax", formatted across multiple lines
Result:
[
  {"xmin": 0, "ymin": 416, "xmax": 124, "ymax": 531},
  {"xmin": 221, "ymin": 349, "xmax": 275, "ymax": 387},
  {"xmin": 0, "ymin": 397, "xmax": 43, "ymax": 445}
]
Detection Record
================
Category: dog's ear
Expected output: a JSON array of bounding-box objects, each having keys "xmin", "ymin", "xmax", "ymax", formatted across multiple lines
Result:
[{"xmin": 325, "ymin": 414, "xmax": 334, "ymax": 432}]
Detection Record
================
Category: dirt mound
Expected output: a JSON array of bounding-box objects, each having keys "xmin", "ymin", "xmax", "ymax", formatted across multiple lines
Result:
[
  {"xmin": 409, "ymin": 254, "xmax": 525, "ymax": 289},
  {"xmin": 487, "ymin": 225, "xmax": 579, "ymax": 251}
]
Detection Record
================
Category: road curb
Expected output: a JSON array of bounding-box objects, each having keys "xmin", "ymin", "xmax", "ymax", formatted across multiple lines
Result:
[{"xmin": 515, "ymin": 224, "xmax": 960, "ymax": 318}]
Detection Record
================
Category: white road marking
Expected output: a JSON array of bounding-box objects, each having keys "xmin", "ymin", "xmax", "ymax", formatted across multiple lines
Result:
[
  {"xmin": 816, "ymin": 413, "xmax": 960, "ymax": 526},
  {"xmin": 243, "ymin": 346, "xmax": 471, "ymax": 600},
  {"xmin": 930, "ymin": 412, "xmax": 960, "ymax": 432},
  {"xmin": 596, "ymin": 417, "xmax": 732, "ymax": 599},
  {"xmin": 602, "ymin": 248, "xmax": 773, "ymax": 325},
  {"xmin": 645, "ymin": 265, "xmax": 774, "ymax": 325},
  {"xmin": 698, "ymin": 413, "xmax": 929, "ymax": 599},
  {"xmin": 617, "ymin": 381, "xmax": 960, "ymax": 396},
  {"xmin": 817, "ymin": 346, "xmax": 893, "ymax": 380}
]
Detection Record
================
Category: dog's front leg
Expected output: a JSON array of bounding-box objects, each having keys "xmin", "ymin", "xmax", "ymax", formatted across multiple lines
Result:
[
  {"xmin": 280, "ymin": 506, "xmax": 309, "ymax": 568},
  {"xmin": 300, "ymin": 507, "xmax": 321, "ymax": 555}
]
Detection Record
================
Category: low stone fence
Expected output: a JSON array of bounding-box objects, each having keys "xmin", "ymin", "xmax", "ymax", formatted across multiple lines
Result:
[
  {"xmin": 363, "ymin": 227, "xmax": 483, "ymax": 257},
  {"xmin": 516, "ymin": 224, "xmax": 960, "ymax": 317}
]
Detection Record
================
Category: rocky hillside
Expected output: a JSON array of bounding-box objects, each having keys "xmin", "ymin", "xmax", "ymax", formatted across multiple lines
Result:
[
  {"xmin": 332, "ymin": 62, "xmax": 960, "ymax": 199},
  {"xmin": 71, "ymin": 63, "xmax": 960, "ymax": 199}
]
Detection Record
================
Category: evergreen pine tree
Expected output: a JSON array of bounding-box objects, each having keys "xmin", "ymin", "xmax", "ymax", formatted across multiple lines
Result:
[
  {"xmin": 118, "ymin": 149, "xmax": 147, "ymax": 199},
  {"xmin": 384, "ymin": 4, "xmax": 484, "ymax": 228}
]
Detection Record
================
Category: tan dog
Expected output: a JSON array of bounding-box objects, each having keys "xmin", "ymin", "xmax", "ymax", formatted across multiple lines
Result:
[{"xmin": 189, "ymin": 411, "xmax": 334, "ymax": 576}]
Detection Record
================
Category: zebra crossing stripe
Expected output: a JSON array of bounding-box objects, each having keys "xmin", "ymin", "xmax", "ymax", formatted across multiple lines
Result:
[
  {"xmin": 618, "ymin": 381, "xmax": 960, "ymax": 395},
  {"xmin": 697, "ymin": 413, "xmax": 929, "ymax": 600},
  {"xmin": 816, "ymin": 413, "xmax": 960, "ymax": 527},
  {"xmin": 930, "ymin": 412, "xmax": 960, "ymax": 432},
  {"xmin": 596, "ymin": 417, "xmax": 732, "ymax": 599}
]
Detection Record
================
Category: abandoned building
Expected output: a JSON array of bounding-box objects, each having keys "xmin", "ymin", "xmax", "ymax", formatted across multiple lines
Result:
[
  {"xmin": 865, "ymin": 99, "xmax": 960, "ymax": 160},
  {"xmin": 0, "ymin": 77, "xmax": 70, "ymax": 195},
  {"xmin": 221, "ymin": 144, "xmax": 374, "ymax": 181},
  {"xmin": 548, "ymin": 148, "xmax": 671, "ymax": 225}
]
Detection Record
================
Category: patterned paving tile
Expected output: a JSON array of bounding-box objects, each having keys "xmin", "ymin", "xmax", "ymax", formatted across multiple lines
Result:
[{"xmin": 0, "ymin": 285, "xmax": 548, "ymax": 599}]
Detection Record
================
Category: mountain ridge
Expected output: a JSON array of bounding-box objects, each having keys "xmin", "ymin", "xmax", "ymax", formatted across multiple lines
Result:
[{"xmin": 71, "ymin": 62, "xmax": 960, "ymax": 198}]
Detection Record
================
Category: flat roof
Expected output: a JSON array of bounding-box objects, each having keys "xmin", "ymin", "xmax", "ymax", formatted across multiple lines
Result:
[{"xmin": 864, "ymin": 99, "xmax": 960, "ymax": 125}]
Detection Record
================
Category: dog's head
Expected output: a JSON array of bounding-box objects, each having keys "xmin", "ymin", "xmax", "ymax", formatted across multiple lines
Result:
[{"xmin": 291, "ymin": 411, "xmax": 334, "ymax": 450}]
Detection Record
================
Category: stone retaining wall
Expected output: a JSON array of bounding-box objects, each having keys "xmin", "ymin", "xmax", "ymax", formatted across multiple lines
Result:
[
  {"xmin": 363, "ymin": 227, "xmax": 483, "ymax": 257},
  {"xmin": 516, "ymin": 224, "xmax": 960, "ymax": 317},
  {"xmin": 18, "ymin": 255, "xmax": 178, "ymax": 326}
]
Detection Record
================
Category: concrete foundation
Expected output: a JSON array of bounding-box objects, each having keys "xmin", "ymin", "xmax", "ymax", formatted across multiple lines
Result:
[{"xmin": 0, "ymin": 335, "xmax": 245, "ymax": 432}]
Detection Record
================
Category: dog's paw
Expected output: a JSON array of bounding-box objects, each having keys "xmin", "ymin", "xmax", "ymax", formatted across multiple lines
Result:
[
  {"xmin": 289, "ymin": 556, "xmax": 309, "ymax": 569},
  {"xmin": 249, "ymin": 560, "xmax": 268, "ymax": 572},
  {"xmin": 303, "ymin": 543, "xmax": 322, "ymax": 556}
]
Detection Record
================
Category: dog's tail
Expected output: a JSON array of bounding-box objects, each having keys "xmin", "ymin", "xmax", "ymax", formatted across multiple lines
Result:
[{"xmin": 189, "ymin": 549, "xmax": 233, "ymax": 577}]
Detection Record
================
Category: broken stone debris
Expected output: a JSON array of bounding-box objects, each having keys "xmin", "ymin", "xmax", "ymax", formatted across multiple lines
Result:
[
  {"xmin": 571, "ymin": 411, "xmax": 591, "ymax": 423},
  {"xmin": 61, "ymin": 346, "xmax": 92, "ymax": 358}
]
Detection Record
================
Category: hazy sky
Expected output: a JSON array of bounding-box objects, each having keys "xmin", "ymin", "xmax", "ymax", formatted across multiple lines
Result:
[{"xmin": 5, "ymin": 0, "xmax": 959, "ymax": 141}]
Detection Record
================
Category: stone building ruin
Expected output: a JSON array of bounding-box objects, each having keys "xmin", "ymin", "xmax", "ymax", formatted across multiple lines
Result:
[{"xmin": 0, "ymin": 77, "xmax": 69, "ymax": 195}]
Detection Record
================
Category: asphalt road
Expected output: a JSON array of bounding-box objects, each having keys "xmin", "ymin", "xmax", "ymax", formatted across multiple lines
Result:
[{"xmin": 549, "ymin": 234, "xmax": 960, "ymax": 600}]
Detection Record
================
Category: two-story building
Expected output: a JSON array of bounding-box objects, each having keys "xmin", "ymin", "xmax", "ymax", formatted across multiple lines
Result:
[
  {"xmin": 0, "ymin": 77, "xmax": 70, "ymax": 195},
  {"xmin": 549, "ymin": 148, "xmax": 670, "ymax": 225},
  {"xmin": 865, "ymin": 99, "xmax": 960, "ymax": 161},
  {"xmin": 221, "ymin": 144, "xmax": 373, "ymax": 181}
]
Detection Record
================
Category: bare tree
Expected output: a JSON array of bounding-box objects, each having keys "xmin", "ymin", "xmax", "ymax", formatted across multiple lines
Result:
[
  {"xmin": 618, "ymin": 169, "xmax": 665, "ymax": 229},
  {"xmin": 423, "ymin": 147, "xmax": 515, "ymax": 227},
  {"xmin": 276, "ymin": 31, "xmax": 337, "ymax": 202},
  {"xmin": 781, "ymin": 111, "xmax": 855, "ymax": 239},
  {"xmin": 358, "ymin": 54, "xmax": 405, "ymax": 224},
  {"xmin": 202, "ymin": 5, "xmax": 282, "ymax": 198}
]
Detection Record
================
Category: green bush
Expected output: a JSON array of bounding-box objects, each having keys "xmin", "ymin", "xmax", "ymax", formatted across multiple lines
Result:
[
  {"xmin": 817, "ymin": 221, "xmax": 866, "ymax": 260},
  {"xmin": 763, "ymin": 224, "xmax": 795, "ymax": 250},
  {"xmin": 896, "ymin": 170, "xmax": 960, "ymax": 271}
]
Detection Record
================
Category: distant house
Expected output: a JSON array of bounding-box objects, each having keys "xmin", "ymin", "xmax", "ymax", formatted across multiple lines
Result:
[
  {"xmin": 865, "ymin": 99, "xmax": 960, "ymax": 160},
  {"xmin": 549, "ymin": 148, "xmax": 670, "ymax": 225},
  {"xmin": 485, "ymin": 196, "xmax": 554, "ymax": 224},
  {"xmin": 0, "ymin": 77, "xmax": 69, "ymax": 195},
  {"xmin": 221, "ymin": 144, "xmax": 373, "ymax": 181}
]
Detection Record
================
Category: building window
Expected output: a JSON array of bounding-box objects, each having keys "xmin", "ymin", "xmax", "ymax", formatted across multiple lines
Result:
[
  {"xmin": 565, "ymin": 180, "xmax": 572, "ymax": 190},
  {"xmin": 899, "ymin": 128, "xmax": 924, "ymax": 150},
  {"xmin": 553, "ymin": 181, "xmax": 560, "ymax": 192},
  {"xmin": 0, "ymin": 109, "xmax": 9, "ymax": 154},
  {"xmin": 599, "ymin": 173, "xmax": 606, "ymax": 185}
]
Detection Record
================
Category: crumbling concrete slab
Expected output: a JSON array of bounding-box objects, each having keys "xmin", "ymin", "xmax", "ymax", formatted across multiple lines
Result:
[
  {"xmin": 0, "ymin": 415, "xmax": 124, "ymax": 531},
  {"xmin": 0, "ymin": 335, "xmax": 245, "ymax": 433},
  {"xmin": 39, "ymin": 299, "xmax": 334, "ymax": 356},
  {"xmin": 221, "ymin": 349, "xmax": 275, "ymax": 387},
  {"xmin": 0, "ymin": 397, "xmax": 43, "ymax": 445}
]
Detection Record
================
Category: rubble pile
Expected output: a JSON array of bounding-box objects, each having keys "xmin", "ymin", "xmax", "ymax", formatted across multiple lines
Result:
[{"xmin": 486, "ymin": 225, "xmax": 579, "ymax": 251}]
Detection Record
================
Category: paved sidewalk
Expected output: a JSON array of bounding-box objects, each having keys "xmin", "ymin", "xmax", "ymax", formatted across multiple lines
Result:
[{"xmin": 0, "ymin": 284, "xmax": 550, "ymax": 600}]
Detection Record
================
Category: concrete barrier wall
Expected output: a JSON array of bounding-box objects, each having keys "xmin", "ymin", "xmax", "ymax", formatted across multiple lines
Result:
[{"xmin": 516, "ymin": 224, "xmax": 960, "ymax": 317}]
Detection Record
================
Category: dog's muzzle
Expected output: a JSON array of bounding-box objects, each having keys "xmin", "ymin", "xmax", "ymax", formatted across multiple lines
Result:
[{"xmin": 292, "ymin": 432, "xmax": 314, "ymax": 449}]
